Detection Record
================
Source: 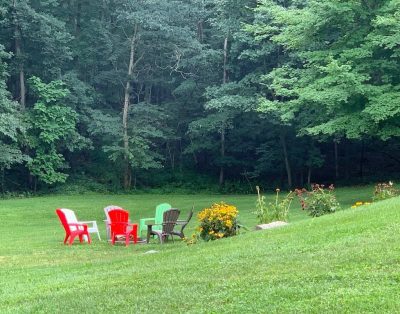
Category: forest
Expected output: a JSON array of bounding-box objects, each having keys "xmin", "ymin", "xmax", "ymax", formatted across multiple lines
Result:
[{"xmin": 0, "ymin": 0, "xmax": 399, "ymax": 193}]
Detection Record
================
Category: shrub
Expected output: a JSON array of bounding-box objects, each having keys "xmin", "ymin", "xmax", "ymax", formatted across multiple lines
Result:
[
  {"xmin": 295, "ymin": 184, "xmax": 340, "ymax": 217},
  {"xmin": 197, "ymin": 202, "xmax": 238, "ymax": 241},
  {"xmin": 373, "ymin": 181, "xmax": 399, "ymax": 201},
  {"xmin": 254, "ymin": 186, "xmax": 294, "ymax": 224}
]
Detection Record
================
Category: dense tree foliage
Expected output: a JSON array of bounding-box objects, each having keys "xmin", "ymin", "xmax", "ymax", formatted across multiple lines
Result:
[{"xmin": 0, "ymin": 0, "xmax": 399, "ymax": 193}]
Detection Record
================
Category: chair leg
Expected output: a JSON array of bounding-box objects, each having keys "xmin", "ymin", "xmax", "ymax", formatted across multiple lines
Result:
[
  {"xmin": 171, "ymin": 234, "xmax": 174, "ymax": 243},
  {"xmin": 92, "ymin": 222, "xmax": 100, "ymax": 241},
  {"xmin": 125, "ymin": 234, "xmax": 130, "ymax": 247},
  {"xmin": 86, "ymin": 233, "xmax": 91, "ymax": 244},
  {"xmin": 132, "ymin": 225, "xmax": 138, "ymax": 244},
  {"xmin": 105, "ymin": 222, "xmax": 111, "ymax": 241},
  {"xmin": 69, "ymin": 234, "xmax": 76, "ymax": 245},
  {"xmin": 79, "ymin": 234, "xmax": 83, "ymax": 243},
  {"xmin": 64, "ymin": 234, "xmax": 69, "ymax": 244}
]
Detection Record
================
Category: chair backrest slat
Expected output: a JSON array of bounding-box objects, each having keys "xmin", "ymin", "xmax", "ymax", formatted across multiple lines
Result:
[
  {"xmin": 162, "ymin": 209, "xmax": 180, "ymax": 234},
  {"xmin": 155, "ymin": 203, "xmax": 172, "ymax": 225},
  {"xmin": 109, "ymin": 209, "xmax": 130, "ymax": 234},
  {"xmin": 56, "ymin": 208, "xmax": 79, "ymax": 232},
  {"xmin": 104, "ymin": 205, "xmax": 123, "ymax": 223}
]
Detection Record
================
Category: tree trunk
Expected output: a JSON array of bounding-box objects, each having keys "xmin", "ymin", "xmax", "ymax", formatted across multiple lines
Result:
[
  {"xmin": 122, "ymin": 24, "xmax": 138, "ymax": 189},
  {"xmin": 75, "ymin": 0, "xmax": 81, "ymax": 35},
  {"xmin": 166, "ymin": 142, "xmax": 175, "ymax": 170},
  {"xmin": 219, "ymin": 37, "xmax": 229, "ymax": 187},
  {"xmin": 33, "ymin": 176, "xmax": 37, "ymax": 194},
  {"xmin": 188, "ymin": 135, "xmax": 198, "ymax": 165},
  {"xmin": 1, "ymin": 167, "xmax": 4, "ymax": 194},
  {"xmin": 223, "ymin": 37, "xmax": 228, "ymax": 84},
  {"xmin": 197, "ymin": 20, "xmax": 204, "ymax": 42},
  {"xmin": 344, "ymin": 140, "xmax": 350, "ymax": 179},
  {"xmin": 307, "ymin": 167, "xmax": 312, "ymax": 187},
  {"xmin": 334, "ymin": 140, "xmax": 339, "ymax": 180},
  {"xmin": 145, "ymin": 84, "xmax": 152, "ymax": 103},
  {"xmin": 219, "ymin": 127, "xmax": 225, "ymax": 186},
  {"xmin": 300, "ymin": 170, "xmax": 304, "ymax": 187},
  {"xmin": 280, "ymin": 131, "xmax": 292, "ymax": 189},
  {"xmin": 359, "ymin": 140, "xmax": 365, "ymax": 179},
  {"xmin": 13, "ymin": 0, "xmax": 25, "ymax": 110}
]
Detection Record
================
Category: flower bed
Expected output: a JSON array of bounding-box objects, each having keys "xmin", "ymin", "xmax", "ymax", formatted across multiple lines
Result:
[
  {"xmin": 197, "ymin": 202, "xmax": 238, "ymax": 241},
  {"xmin": 295, "ymin": 184, "xmax": 340, "ymax": 217}
]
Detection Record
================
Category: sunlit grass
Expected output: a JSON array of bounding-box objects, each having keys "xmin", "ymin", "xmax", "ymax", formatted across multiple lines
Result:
[{"xmin": 2, "ymin": 186, "xmax": 397, "ymax": 313}]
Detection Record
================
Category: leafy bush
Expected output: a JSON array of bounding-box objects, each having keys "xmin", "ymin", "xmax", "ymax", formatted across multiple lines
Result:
[
  {"xmin": 0, "ymin": 191, "xmax": 34, "ymax": 199},
  {"xmin": 295, "ymin": 184, "xmax": 340, "ymax": 217},
  {"xmin": 373, "ymin": 181, "xmax": 399, "ymax": 201},
  {"xmin": 51, "ymin": 176, "xmax": 110, "ymax": 194},
  {"xmin": 197, "ymin": 202, "xmax": 238, "ymax": 241},
  {"xmin": 254, "ymin": 186, "xmax": 294, "ymax": 224}
]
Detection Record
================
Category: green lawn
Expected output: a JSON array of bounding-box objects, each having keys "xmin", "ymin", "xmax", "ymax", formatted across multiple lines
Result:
[{"xmin": 2, "ymin": 186, "xmax": 398, "ymax": 313}]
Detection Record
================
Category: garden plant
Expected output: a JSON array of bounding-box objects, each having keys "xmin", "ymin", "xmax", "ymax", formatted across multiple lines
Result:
[
  {"xmin": 197, "ymin": 202, "xmax": 239, "ymax": 241},
  {"xmin": 295, "ymin": 184, "xmax": 341, "ymax": 217},
  {"xmin": 254, "ymin": 186, "xmax": 294, "ymax": 224},
  {"xmin": 373, "ymin": 181, "xmax": 399, "ymax": 201}
]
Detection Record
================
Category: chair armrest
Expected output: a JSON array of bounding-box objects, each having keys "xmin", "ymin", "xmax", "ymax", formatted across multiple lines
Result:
[
  {"xmin": 140, "ymin": 218, "xmax": 155, "ymax": 222},
  {"xmin": 79, "ymin": 220, "xmax": 97, "ymax": 225},
  {"xmin": 110, "ymin": 222, "xmax": 129, "ymax": 226},
  {"xmin": 68, "ymin": 223, "xmax": 88, "ymax": 230},
  {"xmin": 68, "ymin": 223, "xmax": 87, "ymax": 227}
]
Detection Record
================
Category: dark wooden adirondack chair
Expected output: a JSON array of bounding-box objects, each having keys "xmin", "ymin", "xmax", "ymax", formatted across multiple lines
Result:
[
  {"xmin": 149, "ymin": 209, "xmax": 180, "ymax": 244},
  {"xmin": 172, "ymin": 207, "xmax": 194, "ymax": 239}
]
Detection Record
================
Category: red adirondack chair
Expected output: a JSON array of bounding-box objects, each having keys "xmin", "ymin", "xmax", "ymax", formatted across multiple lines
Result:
[
  {"xmin": 56, "ymin": 208, "xmax": 91, "ymax": 245},
  {"xmin": 108, "ymin": 209, "xmax": 138, "ymax": 246}
]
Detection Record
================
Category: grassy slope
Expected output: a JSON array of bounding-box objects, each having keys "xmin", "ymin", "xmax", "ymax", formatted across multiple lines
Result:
[{"xmin": 2, "ymin": 187, "xmax": 399, "ymax": 312}]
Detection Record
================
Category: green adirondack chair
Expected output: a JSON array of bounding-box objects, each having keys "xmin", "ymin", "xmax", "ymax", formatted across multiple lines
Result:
[{"xmin": 139, "ymin": 203, "xmax": 172, "ymax": 237}]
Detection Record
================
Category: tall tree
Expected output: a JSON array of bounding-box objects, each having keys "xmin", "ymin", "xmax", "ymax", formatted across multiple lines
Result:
[
  {"xmin": 253, "ymin": 0, "xmax": 400, "ymax": 141},
  {"xmin": 0, "ymin": 45, "xmax": 27, "ymax": 191},
  {"xmin": 27, "ymin": 77, "xmax": 86, "ymax": 186}
]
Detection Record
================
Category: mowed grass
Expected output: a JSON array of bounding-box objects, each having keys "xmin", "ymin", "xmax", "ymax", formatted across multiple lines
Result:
[{"xmin": 2, "ymin": 186, "xmax": 399, "ymax": 312}]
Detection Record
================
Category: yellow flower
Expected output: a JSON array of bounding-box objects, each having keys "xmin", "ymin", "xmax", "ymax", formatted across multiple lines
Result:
[
  {"xmin": 355, "ymin": 201, "xmax": 363, "ymax": 206},
  {"xmin": 198, "ymin": 202, "xmax": 238, "ymax": 241},
  {"xmin": 364, "ymin": 202, "xmax": 371, "ymax": 205},
  {"xmin": 351, "ymin": 205, "xmax": 357, "ymax": 208}
]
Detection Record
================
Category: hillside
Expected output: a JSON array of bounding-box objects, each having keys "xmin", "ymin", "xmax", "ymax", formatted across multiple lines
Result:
[{"xmin": 0, "ymin": 195, "xmax": 399, "ymax": 312}]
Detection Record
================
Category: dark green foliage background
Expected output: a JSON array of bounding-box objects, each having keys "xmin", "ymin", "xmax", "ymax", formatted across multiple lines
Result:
[{"xmin": 0, "ymin": 0, "xmax": 399, "ymax": 193}]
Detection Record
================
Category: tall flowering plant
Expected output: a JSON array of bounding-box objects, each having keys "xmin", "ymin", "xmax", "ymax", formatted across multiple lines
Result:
[
  {"xmin": 295, "ymin": 184, "xmax": 340, "ymax": 217},
  {"xmin": 373, "ymin": 181, "xmax": 398, "ymax": 201},
  {"xmin": 197, "ymin": 202, "xmax": 238, "ymax": 241},
  {"xmin": 254, "ymin": 186, "xmax": 294, "ymax": 224}
]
